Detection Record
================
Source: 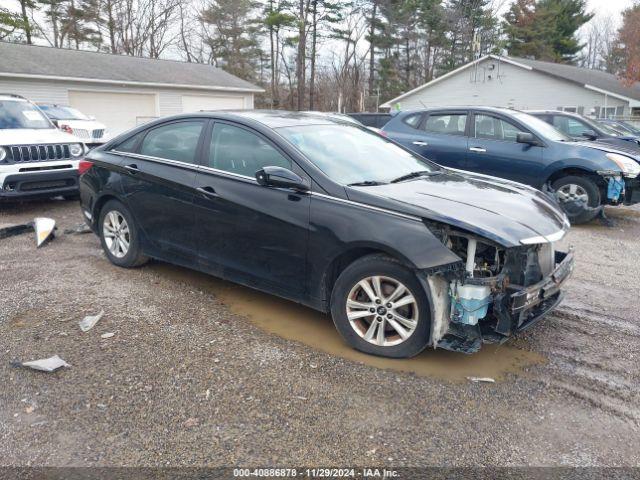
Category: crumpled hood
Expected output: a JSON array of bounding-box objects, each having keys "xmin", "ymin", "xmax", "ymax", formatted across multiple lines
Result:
[
  {"xmin": 0, "ymin": 128, "xmax": 82, "ymax": 145},
  {"xmin": 347, "ymin": 170, "xmax": 569, "ymax": 247}
]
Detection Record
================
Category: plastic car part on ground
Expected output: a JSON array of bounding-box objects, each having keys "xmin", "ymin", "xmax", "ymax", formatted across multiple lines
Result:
[
  {"xmin": 34, "ymin": 217, "xmax": 56, "ymax": 247},
  {"xmin": 79, "ymin": 310, "xmax": 104, "ymax": 332},
  {"xmin": 0, "ymin": 217, "xmax": 56, "ymax": 247},
  {"xmin": 20, "ymin": 355, "xmax": 70, "ymax": 372}
]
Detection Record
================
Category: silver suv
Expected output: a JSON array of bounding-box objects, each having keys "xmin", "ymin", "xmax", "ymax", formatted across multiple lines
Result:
[{"xmin": 0, "ymin": 94, "xmax": 86, "ymax": 200}]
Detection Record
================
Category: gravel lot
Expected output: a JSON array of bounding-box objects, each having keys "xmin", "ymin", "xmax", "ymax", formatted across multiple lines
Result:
[{"xmin": 1, "ymin": 199, "xmax": 639, "ymax": 467}]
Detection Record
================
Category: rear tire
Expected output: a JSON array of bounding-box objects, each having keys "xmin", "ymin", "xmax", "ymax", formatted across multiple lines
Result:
[
  {"xmin": 98, "ymin": 199, "xmax": 148, "ymax": 268},
  {"xmin": 552, "ymin": 175, "xmax": 601, "ymax": 224},
  {"xmin": 330, "ymin": 254, "xmax": 431, "ymax": 358}
]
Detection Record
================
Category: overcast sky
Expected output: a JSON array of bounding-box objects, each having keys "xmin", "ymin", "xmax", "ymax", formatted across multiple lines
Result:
[{"xmin": 587, "ymin": 0, "xmax": 635, "ymax": 19}]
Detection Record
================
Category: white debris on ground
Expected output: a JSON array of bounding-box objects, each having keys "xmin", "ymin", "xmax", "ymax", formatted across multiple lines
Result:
[
  {"xmin": 79, "ymin": 310, "xmax": 104, "ymax": 332},
  {"xmin": 467, "ymin": 376, "xmax": 496, "ymax": 383},
  {"xmin": 21, "ymin": 355, "xmax": 70, "ymax": 372},
  {"xmin": 33, "ymin": 217, "xmax": 56, "ymax": 247}
]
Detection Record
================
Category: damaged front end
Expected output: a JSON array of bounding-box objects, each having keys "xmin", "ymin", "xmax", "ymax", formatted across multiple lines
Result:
[{"xmin": 422, "ymin": 226, "xmax": 574, "ymax": 354}]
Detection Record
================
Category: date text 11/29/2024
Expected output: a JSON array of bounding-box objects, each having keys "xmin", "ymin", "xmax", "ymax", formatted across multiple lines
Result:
[{"xmin": 233, "ymin": 468, "xmax": 399, "ymax": 478}]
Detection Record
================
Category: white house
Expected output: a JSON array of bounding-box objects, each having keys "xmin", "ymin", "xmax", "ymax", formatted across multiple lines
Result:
[
  {"xmin": 381, "ymin": 55, "xmax": 640, "ymax": 118},
  {"xmin": 0, "ymin": 42, "xmax": 263, "ymax": 135}
]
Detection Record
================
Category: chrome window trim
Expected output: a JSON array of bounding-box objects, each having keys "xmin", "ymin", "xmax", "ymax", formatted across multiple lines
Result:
[
  {"xmin": 111, "ymin": 150, "xmax": 259, "ymax": 183},
  {"xmin": 198, "ymin": 165, "xmax": 258, "ymax": 183},
  {"xmin": 111, "ymin": 151, "xmax": 421, "ymax": 222},
  {"xmin": 520, "ymin": 229, "xmax": 566, "ymax": 245},
  {"xmin": 111, "ymin": 150, "xmax": 201, "ymax": 171}
]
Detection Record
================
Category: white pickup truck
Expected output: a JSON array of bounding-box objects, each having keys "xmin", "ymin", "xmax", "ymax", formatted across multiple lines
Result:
[{"xmin": 0, "ymin": 94, "xmax": 86, "ymax": 201}]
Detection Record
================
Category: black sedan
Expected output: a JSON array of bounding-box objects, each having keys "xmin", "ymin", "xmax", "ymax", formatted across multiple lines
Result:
[{"xmin": 79, "ymin": 111, "xmax": 573, "ymax": 357}]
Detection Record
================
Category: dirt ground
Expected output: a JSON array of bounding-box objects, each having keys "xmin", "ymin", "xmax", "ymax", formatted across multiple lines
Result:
[{"xmin": 1, "ymin": 198, "xmax": 639, "ymax": 467}]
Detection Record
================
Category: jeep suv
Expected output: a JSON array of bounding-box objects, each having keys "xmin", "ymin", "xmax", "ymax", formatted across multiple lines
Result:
[{"xmin": 0, "ymin": 94, "xmax": 86, "ymax": 200}]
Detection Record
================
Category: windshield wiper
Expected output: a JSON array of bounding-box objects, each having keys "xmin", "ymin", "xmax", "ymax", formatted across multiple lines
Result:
[
  {"xmin": 347, "ymin": 180, "xmax": 386, "ymax": 187},
  {"xmin": 390, "ymin": 170, "xmax": 437, "ymax": 183}
]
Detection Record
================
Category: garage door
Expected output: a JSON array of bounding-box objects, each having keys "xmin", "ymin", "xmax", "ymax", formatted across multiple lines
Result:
[
  {"xmin": 68, "ymin": 91, "xmax": 157, "ymax": 136},
  {"xmin": 182, "ymin": 94, "xmax": 245, "ymax": 113}
]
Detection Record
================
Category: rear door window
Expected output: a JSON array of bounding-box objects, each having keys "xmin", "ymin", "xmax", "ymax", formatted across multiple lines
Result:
[
  {"xmin": 423, "ymin": 113, "xmax": 467, "ymax": 136},
  {"xmin": 403, "ymin": 114, "xmax": 423, "ymax": 129},
  {"xmin": 139, "ymin": 121, "xmax": 204, "ymax": 164},
  {"xmin": 115, "ymin": 131, "xmax": 145, "ymax": 153}
]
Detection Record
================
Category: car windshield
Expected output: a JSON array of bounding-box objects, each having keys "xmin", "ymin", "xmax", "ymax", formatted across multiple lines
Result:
[
  {"xmin": 0, "ymin": 100, "xmax": 53, "ymax": 129},
  {"xmin": 278, "ymin": 124, "xmax": 439, "ymax": 185},
  {"xmin": 602, "ymin": 121, "xmax": 635, "ymax": 135},
  {"xmin": 619, "ymin": 121, "xmax": 640, "ymax": 135},
  {"xmin": 596, "ymin": 121, "xmax": 624, "ymax": 136},
  {"xmin": 39, "ymin": 105, "xmax": 90, "ymax": 121},
  {"xmin": 512, "ymin": 112, "xmax": 571, "ymax": 142}
]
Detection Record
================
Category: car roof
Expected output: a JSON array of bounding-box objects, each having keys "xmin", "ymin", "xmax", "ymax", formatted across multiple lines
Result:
[
  {"xmin": 198, "ymin": 110, "xmax": 355, "ymax": 128},
  {"xmin": 397, "ymin": 106, "xmax": 520, "ymax": 116},
  {"xmin": 0, "ymin": 94, "xmax": 27, "ymax": 102},
  {"xmin": 525, "ymin": 109, "xmax": 571, "ymax": 115}
]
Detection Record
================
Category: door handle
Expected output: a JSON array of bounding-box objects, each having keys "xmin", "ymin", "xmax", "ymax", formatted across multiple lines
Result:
[
  {"xmin": 412, "ymin": 141, "xmax": 429, "ymax": 146},
  {"xmin": 124, "ymin": 164, "xmax": 139, "ymax": 173},
  {"xmin": 196, "ymin": 186, "xmax": 220, "ymax": 198},
  {"xmin": 469, "ymin": 147, "xmax": 487, "ymax": 153}
]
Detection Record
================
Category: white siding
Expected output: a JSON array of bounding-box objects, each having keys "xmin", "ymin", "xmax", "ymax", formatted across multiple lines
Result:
[
  {"xmin": 158, "ymin": 91, "xmax": 183, "ymax": 116},
  {"xmin": 0, "ymin": 77, "xmax": 255, "ymax": 133},
  {"xmin": 390, "ymin": 59, "xmax": 628, "ymax": 115},
  {"xmin": 0, "ymin": 78, "xmax": 69, "ymax": 104}
]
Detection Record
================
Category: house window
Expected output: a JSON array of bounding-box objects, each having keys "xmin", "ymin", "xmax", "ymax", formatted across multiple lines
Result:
[{"xmin": 560, "ymin": 106, "xmax": 578, "ymax": 113}]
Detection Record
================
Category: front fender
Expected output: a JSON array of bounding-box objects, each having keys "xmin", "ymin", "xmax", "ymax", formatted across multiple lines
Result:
[{"xmin": 307, "ymin": 193, "xmax": 461, "ymax": 307}]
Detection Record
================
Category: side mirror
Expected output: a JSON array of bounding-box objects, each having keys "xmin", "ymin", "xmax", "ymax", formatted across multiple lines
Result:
[
  {"xmin": 516, "ymin": 132, "xmax": 539, "ymax": 146},
  {"xmin": 581, "ymin": 130, "xmax": 597, "ymax": 140},
  {"xmin": 255, "ymin": 166, "xmax": 309, "ymax": 192}
]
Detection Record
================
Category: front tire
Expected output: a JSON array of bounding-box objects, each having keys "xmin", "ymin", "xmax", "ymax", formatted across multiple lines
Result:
[
  {"xmin": 552, "ymin": 175, "xmax": 601, "ymax": 224},
  {"xmin": 98, "ymin": 199, "xmax": 148, "ymax": 268},
  {"xmin": 330, "ymin": 254, "xmax": 431, "ymax": 358}
]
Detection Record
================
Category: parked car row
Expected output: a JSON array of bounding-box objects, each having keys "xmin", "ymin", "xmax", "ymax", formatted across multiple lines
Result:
[
  {"xmin": 0, "ymin": 94, "xmax": 109, "ymax": 201},
  {"xmin": 3, "ymin": 97, "xmax": 638, "ymax": 359},
  {"xmin": 382, "ymin": 107, "xmax": 640, "ymax": 224}
]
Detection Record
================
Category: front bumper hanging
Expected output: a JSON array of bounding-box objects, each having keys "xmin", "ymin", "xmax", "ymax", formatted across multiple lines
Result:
[{"xmin": 436, "ymin": 249, "xmax": 575, "ymax": 354}]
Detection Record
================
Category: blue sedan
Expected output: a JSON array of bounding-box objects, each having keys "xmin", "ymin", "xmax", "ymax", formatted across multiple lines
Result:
[{"xmin": 382, "ymin": 107, "xmax": 640, "ymax": 224}]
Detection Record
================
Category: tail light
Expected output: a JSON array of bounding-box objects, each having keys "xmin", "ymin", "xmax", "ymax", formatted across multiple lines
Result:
[
  {"xmin": 60, "ymin": 124, "xmax": 74, "ymax": 135},
  {"xmin": 78, "ymin": 160, "xmax": 93, "ymax": 175}
]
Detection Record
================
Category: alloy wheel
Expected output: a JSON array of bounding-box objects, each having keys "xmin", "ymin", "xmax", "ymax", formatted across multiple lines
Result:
[
  {"xmin": 102, "ymin": 210, "xmax": 130, "ymax": 259},
  {"xmin": 346, "ymin": 276, "xmax": 419, "ymax": 347},
  {"xmin": 556, "ymin": 184, "xmax": 589, "ymax": 204}
]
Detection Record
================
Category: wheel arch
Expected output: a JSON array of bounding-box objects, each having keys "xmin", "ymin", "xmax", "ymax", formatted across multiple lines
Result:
[
  {"xmin": 544, "ymin": 166, "xmax": 607, "ymax": 189},
  {"xmin": 92, "ymin": 193, "xmax": 122, "ymax": 226},
  {"xmin": 318, "ymin": 243, "xmax": 419, "ymax": 313}
]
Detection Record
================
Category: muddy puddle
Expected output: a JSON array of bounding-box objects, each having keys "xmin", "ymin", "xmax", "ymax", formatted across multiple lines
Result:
[{"xmin": 153, "ymin": 264, "xmax": 545, "ymax": 382}]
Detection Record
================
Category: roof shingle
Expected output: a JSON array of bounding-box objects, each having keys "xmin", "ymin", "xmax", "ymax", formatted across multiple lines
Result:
[
  {"xmin": 0, "ymin": 42, "xmax": 262, "ymax": 92},
  {"xmin": 509, "ymin": 56, "xmax": 640, "ymax": 101}
]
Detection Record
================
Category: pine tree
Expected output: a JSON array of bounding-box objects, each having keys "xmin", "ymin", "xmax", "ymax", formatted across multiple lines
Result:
[
  {"xmin": 201, "ymin": 0, "xmax": 263, "ymax": 81},
  {"xmin": 0, "ymin": 7, "xmax": 26, "ymax": 41},
  {"xmin": 504, "ymin": 0, "xmax": 592, "ymax": 63}
]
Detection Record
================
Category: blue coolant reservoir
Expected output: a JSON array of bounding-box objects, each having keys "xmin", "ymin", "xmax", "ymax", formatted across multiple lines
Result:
[{"xmin": 450, "ymin": 281, "xmax": 492, "ymax": 325}]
